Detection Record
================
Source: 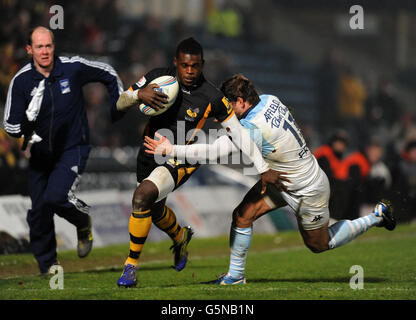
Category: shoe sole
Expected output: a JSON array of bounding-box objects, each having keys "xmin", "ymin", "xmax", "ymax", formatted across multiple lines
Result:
[
  {"xmin": 117, "ymin": 282, "xmax": 137, "ymax": 288},
  {"xmin": 203, "ymin": 276, "xmax": 246, "ymax": 285},
  {"xmin": 219, "ymin": 279, "xmax": 246, "ymax": 285}
]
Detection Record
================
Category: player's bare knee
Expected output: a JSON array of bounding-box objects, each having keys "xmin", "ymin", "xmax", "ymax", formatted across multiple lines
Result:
[
  {"xmin": 232, "ymin": 206, "xmax": 241, "ymax": 222},
  {"xmin": 132, "ymin": 181, "xmax": 159, "ymax": 211},
  {"xmin": 233, "ymin": 207, "xmax": 256, "ymax": 228},
  {"xmin": 237, "ymin": 216, "xmax": 254, "ymax": 228},
  {"xmin": 304, "ymin": 240, "xmax": 328, "ymax": 253},
  {"xmin": 300, "ymin": 225, "xmax": 330, "ymax": 254}
]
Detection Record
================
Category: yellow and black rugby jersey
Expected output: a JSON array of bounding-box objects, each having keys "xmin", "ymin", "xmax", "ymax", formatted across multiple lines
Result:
[{"xmin": 129, "ymin": 67, "xmax": 234, "ymax": 146}]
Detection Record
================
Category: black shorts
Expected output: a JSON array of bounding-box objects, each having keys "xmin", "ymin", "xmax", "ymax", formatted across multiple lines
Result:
[{"xmin": 136, "ymin": 147, "xmax": 200, "ymax": 191}]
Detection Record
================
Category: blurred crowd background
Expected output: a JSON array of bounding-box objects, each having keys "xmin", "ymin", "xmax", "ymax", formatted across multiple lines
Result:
[{"xmin": 0, "ymin": 0, "xmax": 415, "ymax": 223}]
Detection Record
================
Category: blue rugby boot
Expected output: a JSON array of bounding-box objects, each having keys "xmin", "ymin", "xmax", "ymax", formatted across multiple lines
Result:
[
  {"xmin": 170, "ymin": 226, "xmax": 194, "ymax": 271},
  {"xmin": 117, "ymin": 264, "xmax": 138, "ymax": 288}
]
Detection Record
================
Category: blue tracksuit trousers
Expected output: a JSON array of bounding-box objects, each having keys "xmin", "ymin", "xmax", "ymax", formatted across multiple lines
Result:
[{"xmin": 27, "ymin": 145, "xmax": 91, "ymax": 273}]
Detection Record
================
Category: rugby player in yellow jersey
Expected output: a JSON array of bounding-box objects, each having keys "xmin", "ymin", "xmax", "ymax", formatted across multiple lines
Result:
[{"xmin": 116, "ymin": 39, "xmax": 284, "ymax": 287}]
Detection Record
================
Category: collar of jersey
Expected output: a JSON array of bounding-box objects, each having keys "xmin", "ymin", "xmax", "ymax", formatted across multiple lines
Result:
[
  {"xmin": 31, "ymin": 55, "xmax": 64, "ymax": 80},
  {"xmin": 240, "ymin": 94, "xmax": 269, "ymax": 121}
]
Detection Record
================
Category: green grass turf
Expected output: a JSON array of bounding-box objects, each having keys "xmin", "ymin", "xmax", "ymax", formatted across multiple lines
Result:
[{"xmin": 0, "ymin": 224, "xmax": 415, "ymax": 300}]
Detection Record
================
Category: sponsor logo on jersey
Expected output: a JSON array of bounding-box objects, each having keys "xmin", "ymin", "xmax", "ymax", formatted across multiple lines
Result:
[
  {"xmin": 166, "ymin": 158, "xmax": 182, "ymax": 168},
  {"xmin": 264, "ymin": 98, "xmax": 287, "ymax": 128},
  {"xmin": 136, "ymin": 76, "xmax": 146, "ymax": 88},
  {"xmin": 59, "ymin": 79, "xmax": 71, "ymax": 94}
]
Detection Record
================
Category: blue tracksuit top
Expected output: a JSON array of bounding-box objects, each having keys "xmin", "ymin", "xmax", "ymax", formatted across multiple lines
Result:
[{"xmin": 3, "ymin": 56, "xmax": 124, "ymax": 156}]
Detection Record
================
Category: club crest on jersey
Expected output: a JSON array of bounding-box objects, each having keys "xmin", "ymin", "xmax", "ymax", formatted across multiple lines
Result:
[
  {"xmin": 185, "ymin": 107, "xmax": 199, "ymax": 121},
  {"xmin": 59, "ymin": 79, "xmax": 71, "ymax": 94}
]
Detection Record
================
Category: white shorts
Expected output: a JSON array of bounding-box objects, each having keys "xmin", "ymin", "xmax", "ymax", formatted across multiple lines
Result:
[
  {"xmin": 143, "ymin": 166, "xmax": 175, "ymax": 202},
  {"xmin": 263, "ymin": 168, "xmax": 330, "ymax": 230}
]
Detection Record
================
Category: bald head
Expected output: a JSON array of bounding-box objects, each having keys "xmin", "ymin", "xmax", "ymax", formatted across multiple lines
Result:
[
  {"xmin": 28, "ymin": 26, "xmax": 54, "ymax": 45},
  {"xmin": 26, "ymin": 26, "xmax": 55, "ymax": 76}
]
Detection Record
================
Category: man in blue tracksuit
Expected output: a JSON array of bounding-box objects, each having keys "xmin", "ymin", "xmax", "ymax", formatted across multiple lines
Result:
[{"xmin": 3, "ymin": 26, "xmax": 124, "ymax": 274}]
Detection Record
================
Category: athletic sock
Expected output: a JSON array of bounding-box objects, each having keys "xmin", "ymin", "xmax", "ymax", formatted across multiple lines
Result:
[
  {"xmin": 228, "ymin": 226, "xmax": 252, "ymax": 279},
  {"xmin": 125, "ymin": 210, "xmax": 152, "ymax": 266},
  {"xmin": 328, "ymin": 213, "xmax": 383, "ymax": 249},
  {"xmin": 152, "ymin": 206, "xmax": 184, "ymax": 244}
]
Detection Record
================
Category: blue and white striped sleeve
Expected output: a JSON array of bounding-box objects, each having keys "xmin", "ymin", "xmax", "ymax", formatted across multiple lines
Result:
[
  {"xmin": 3, "ymin": 72, "xmax": 29, "ymax": 138},
  {"xmin": 61, "ymin": 56, "xmax": 125, "ymax": 122}
]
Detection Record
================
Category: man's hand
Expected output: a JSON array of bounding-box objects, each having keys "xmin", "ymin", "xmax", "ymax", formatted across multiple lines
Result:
[
  {"xmin": 144, "ymin": 132, "xmax": 173, "ymax": 156},
  {"xmin": 260, "ymin": 169, "xmax": 291, "ymax": 194},
  {"xmin": 138, "ymin": 84, "xmax": 169, "ymax": 111}
]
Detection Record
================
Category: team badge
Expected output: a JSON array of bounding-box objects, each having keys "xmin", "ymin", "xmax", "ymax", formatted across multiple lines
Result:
[
  {"xmin": 185, "ymin": 107, "xmax": 199, "ymax": 121},
  {"xmin": 59, "ymin": 79, "xmax": 71, "ymax": 94}
]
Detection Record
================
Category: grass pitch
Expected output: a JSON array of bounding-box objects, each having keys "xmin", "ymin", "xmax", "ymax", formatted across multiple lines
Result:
[{"xmin": 0, "ymin": 224, "xmax": 415, "ymax": 300}]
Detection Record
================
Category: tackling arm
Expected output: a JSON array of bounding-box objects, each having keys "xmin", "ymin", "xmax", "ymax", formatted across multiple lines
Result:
[
  {"xmin": 144, "ymin": 133, "xmax": 236, "ymax": 162},
  {"xmin": 174, "ymin": 135, "xmax": 236, "ymax": 161},
  {"xmin": 144, "ymin": 130, "xmax": 291, "ymax": 193},
  {"xmin": 220, "ymin": 113, "xmax": 269, "ymax": 174},
  {"xmin": 220, "ymin": 113, "xmax": 291, "ymax": 193},
  {"xmin": 144, "ymin": 113, "xmax": 269, "ymax": 169}
]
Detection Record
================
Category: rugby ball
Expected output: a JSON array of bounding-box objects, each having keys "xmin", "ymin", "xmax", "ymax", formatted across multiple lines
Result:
[{"xmin": 138, "ymin": 75, "xmax": 179, "ymax": 116}]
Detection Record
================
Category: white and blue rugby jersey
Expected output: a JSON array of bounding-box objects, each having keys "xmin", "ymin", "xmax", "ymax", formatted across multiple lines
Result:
[{"xmin": 240, "ymin": 94, "xmax": 320, "ymax": 192}]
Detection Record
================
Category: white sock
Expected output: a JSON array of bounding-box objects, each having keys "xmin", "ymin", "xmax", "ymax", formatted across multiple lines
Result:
[
  {"xmin": 328, "ymin": 213, "xmax": 382, "ymax": 249},
  {"xmin": 228, "ymin": 226, "xmax": 252, "ymax": 279}
]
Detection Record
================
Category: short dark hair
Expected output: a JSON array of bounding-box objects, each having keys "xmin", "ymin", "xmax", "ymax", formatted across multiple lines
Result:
[
  {"xmin": 220, "ymin": 74, "xmax": 260, "ymax": 106},
  {"xmin": 175, "ymin": 37, "xmax": 203, "ymax": 59}
]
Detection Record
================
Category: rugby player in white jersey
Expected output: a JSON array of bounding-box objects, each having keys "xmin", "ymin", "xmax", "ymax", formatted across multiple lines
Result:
[{"xmin": 144, "ymin": 74, "xmax": 396, "ymax": 285}]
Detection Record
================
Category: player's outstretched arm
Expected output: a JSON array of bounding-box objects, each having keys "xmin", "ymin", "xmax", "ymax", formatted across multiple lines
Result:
[
  {"xmin": 220, "ymin": 113, "xmax": 291, "ymax": 193},
  {"xmin": 144, "ymin": 133, "xmax": 174, "ymax": 156},
  {"xmin": 144, "ymin": 133, "xmax": 235, "ymax": 161},
  {"xmin": 145, "ymin": 132, "xmax": 291, "ymax": 192}
]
